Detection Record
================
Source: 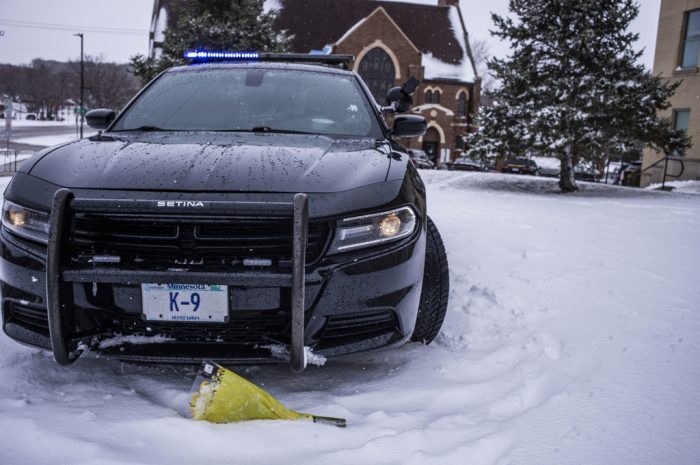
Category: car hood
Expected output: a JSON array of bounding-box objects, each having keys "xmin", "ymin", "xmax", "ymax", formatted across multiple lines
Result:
[{"xmin": 27, "ymin": 132, "xmax": 394, "ymax": 193}]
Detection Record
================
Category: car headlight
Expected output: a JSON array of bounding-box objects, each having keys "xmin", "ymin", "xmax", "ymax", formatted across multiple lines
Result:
[
  {"xmin": 1, "ymin": 200, "xmax": 50, "ymax": 244},
  {"xmin": 328, "ymin": 206, "xmax": 417, "ymax": 254}
]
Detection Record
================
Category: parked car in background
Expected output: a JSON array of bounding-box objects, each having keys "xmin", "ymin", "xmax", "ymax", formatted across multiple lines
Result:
[
  {"xmin": 601, "ymin": 163, "xmax": 622, "ymax": 184},
  {"xmin": 447, "ymin": 157, "xmax": 486, "ymax": 172},
  {"xmin": 535, "ymin": 158, "xmax": 561, "ymax": 178},
  {"xmin": 407, "ymin": 149, "xmax": 435, "ymax": 169},
  {"xmin": 618, "ymin": 161, "xmax": 642, "ymax": 187},
  {"xmin": 502, "ymin": 158, "xmax": 539, "ymax": 175},
  {"xmin": 483, "ymin": 159, "xmax": 499, "ymax": 172},
  {"xmin": 539, "ymin": 166, "xmax": 560, "ymax": 177},
  {"xmin": 574, "ymin": 164, "xmax": 599, "ymax": 182}
]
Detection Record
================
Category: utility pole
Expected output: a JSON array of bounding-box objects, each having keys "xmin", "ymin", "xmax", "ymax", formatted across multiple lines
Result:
[
  {"xmin": 0, "ymin": 31, "xmax": 7, "ymax": 153},
  {"xmin": 74, "ymin": 33, "xmax": 84, "ymax": 139},
  {"xmin": 4, "ymin": 97, "xmax": 12, "ymax": 159}
]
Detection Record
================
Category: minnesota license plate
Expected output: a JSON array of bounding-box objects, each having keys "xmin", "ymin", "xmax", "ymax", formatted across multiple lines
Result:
[{"xmin": 141, "ymin": 284, "xmax": 229, "ymax": 322}]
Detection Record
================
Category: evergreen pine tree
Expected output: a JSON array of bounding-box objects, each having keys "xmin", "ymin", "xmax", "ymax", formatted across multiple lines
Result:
[
  {"xmin": 130, "ymin": 0, "xmax": 290, "ymax": 84},
  {"xmin": 468, "ymin": 0, "xmax": 690, "ymax": 192}
]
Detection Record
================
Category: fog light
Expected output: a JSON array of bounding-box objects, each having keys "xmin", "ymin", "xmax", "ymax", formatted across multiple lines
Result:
[{"xmin": 378, "ymin": 214, "xmax": 401, "ymax": 238}]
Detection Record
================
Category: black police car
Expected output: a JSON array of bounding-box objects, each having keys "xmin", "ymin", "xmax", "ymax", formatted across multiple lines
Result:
[{"xmin": 1, "ymin": 53, "xmax": 449, "ymax": 371}]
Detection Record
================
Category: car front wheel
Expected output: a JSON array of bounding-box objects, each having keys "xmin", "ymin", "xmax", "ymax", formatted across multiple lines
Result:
[{"xmin": 411, "ymin": 216, "xmax": 449, "ymax": 344}]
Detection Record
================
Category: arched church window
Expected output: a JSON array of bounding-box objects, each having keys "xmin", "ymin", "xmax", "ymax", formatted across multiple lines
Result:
[
  {"xmin": 457, "ymin": 91, "xmax": 468, "ymax": 117},
  {"xmin": 358, "ymin": 47, "xmax": 396, "ymax": 103}
]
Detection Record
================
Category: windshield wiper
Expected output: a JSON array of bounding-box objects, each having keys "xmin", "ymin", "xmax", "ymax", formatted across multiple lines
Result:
[
  {"xmin": 112, "ymin": 126, "xmax": 317, "ymax": 134},
  {"xmin": 250, "ymin": 127, "xmax": 315, "ymax": 135},
  {"xmin": 112, "ymin": 125, "xmax": 171, "ymax": 132}
]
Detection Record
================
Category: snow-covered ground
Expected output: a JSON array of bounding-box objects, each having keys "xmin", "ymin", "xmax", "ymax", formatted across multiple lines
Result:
[
  {"xmin": 0, "ymin": 172, "xmax": 698, "ymax": 465},
  {"xmin": 4, "ymin": 118, "xmax": 96, "ymax": 147},
  {"xmin": 647, "ymin": 180, "xmax": 700, "ymax": 195},
  {"xmin": 12, "ymin": 132, "xmax": 97, "ymax": 147},
  {"xmin": 6, "ymin": 119, "xmax": 76, "ymax": 128},
  {"xmin": 13, "ymin": 134, "xmax": 87, "ymax": 147}
]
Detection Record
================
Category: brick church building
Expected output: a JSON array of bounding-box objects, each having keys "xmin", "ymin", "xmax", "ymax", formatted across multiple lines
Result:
[{"xmin": 149, "ymin": 0, "xmax": 481, "ymax": 166}]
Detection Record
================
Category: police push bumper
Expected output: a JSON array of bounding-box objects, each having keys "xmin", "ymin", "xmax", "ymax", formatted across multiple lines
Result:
[{"xmin": 45, "ymin": 189, "xmax": 310, "ymax": 372}]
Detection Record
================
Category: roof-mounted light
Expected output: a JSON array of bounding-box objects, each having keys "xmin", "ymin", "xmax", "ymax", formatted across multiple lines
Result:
[
  {"xmin": 182, "ymin": 51, "xmax": 355, "ymax": 67},
  {"xmin": 184, "ymin": 51, "xmax": 260, "ymax": 60}
]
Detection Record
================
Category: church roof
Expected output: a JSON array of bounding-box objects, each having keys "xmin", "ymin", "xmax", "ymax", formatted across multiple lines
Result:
[{"xmin": 273, "ymin": 0, "xmax": 469, "ymax": 68}]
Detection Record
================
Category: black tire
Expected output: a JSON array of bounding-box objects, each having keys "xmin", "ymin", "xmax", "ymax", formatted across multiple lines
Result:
[{"xmin": 411, "ymin": 216, "xmax": 449, "ymax": 344}]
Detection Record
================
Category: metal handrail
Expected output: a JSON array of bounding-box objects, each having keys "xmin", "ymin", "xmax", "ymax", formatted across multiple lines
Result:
[{"xmin": 639, "ymin": 156, "xmax": 684, "ymax": 189}]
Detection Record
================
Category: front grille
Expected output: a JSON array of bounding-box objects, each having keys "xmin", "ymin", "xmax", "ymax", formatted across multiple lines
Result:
[
  {"xmin": 69, "ymin": 213, "xmax": 330, "ymax": 270},
  {"xmin": 115, "ymin": 312, "xmax": 289, "ymax": 345}
]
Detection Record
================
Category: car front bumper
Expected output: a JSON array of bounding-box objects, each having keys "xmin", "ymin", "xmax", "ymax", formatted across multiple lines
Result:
[{"xmin": 0, "ymin": 195, "xmax": 425, "ymax": 367}]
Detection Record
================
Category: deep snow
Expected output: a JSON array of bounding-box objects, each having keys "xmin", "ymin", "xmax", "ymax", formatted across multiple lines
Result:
[
  {"xmin": 647, "ymin": 180, "xmax": 700, "ymax": 195},
  {"xmin": 0, "ymin": 171, "xmax": 698, "ymax": 465}
]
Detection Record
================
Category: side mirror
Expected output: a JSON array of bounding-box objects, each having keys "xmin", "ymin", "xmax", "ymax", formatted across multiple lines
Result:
[
  {"xmin": 85, "ymin": 109, "xmax": 116, "ymax": 131},
  {"xmin": 392, "ymin": 115, "xmax": 426, "ymax": 138}
]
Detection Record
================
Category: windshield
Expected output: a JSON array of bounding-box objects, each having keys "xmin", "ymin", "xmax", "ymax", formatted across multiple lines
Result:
[{"xmin": 111, "ymin": 67, "xmax": 383, "ymax": 137}]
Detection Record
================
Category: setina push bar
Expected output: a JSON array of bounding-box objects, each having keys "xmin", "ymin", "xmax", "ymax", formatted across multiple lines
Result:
[{"xmin": 45, "ymin": 188, "xmax": 310, "ymax": 372}]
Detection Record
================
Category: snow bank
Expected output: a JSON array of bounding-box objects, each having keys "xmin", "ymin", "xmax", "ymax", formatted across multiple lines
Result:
[
  {"xmin": 647, "ymin": 179, "xmax": 700, "ymax": 195},
  {"xmin": 1, "ymin": 172, "xmax": 699, "ymax": 465}
]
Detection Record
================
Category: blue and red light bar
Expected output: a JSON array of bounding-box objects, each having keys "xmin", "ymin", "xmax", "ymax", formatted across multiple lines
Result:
[
  {"xmin": 184, "ymin": 51, "xmax": 260, "ymax": 60},
  {"xmin": 183, "ymin": 51, "xmax": 354, "ymax": 66}
]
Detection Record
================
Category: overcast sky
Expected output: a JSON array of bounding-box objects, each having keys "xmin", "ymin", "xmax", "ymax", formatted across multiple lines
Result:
[{"xmin": 0, "ymin": 0, "xmax": 662, "ymax": 69}]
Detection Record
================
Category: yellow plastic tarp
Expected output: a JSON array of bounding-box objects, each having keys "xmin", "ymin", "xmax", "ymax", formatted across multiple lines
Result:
[{"xmin": 190, "ymin": 360, "xmax": 346, "ymax": 428}]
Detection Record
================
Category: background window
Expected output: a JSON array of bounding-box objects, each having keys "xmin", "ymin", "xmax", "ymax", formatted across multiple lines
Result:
[
  {"xmin": 457, "ymin": 92, "xmax": 467, "ymax": 117},
  {"xmin": 358, "ymin": 48, "xmax": 396, "ymax": 103},
  {"xmin": 681, "ymin": 10, "xmax": 700, "ymax": 68},
  {"xmin": 424, "ymin": 90, "xmax": 442, "ymax": 104},
  {"xmin": 674, "ymin": 109, "xmax": 690, "ymax": 132}
]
